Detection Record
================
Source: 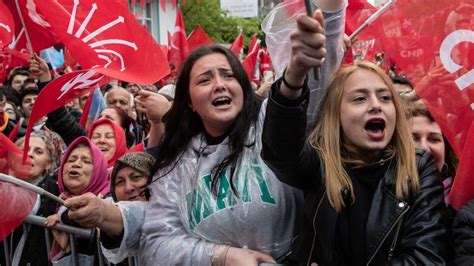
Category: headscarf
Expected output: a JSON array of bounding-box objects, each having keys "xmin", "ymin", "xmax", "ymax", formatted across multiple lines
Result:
[
  {"xmin": 110, "ymin": 152, "xmax": 155, "ymax": 201},
  {"xmin": 57, "ymin": 136, "xmax": 110, "ymax": 199},
  {"xmin": 87, "ymin": 118, "xmax": 128, "ymax": 168}
]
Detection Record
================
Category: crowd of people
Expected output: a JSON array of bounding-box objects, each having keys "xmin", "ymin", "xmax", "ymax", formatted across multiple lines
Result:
[{"xmin": 0, "ymin": 0, "xmax": 472, "ymax": 265}]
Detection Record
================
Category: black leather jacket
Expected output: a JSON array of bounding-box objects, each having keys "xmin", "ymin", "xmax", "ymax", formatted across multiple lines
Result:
[
  {"xmin": 453, "ymin": 199, "xmax": 474, "ymax": 265},
  {"xmin": 262, "ymin": 81, "xmax": 449, "ymax": 265}
]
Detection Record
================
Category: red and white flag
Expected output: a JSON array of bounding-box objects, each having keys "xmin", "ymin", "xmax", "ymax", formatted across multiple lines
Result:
[
  {"xmin": 0, "ymin": 1, "xmax": 14, "ymax": 48},
  {"xmin": 229, "ymin": 31, "xmax": 243, "ymax": 59},
  {"xmin": 187, "ymin": 25, "xmax": 213, "ymax": 52},
  {"xmin": 4, "ymin": 0, "xmax": 59, "ymax": 52},
  {"xmin": 23, "ymin": 69, "xmax": 105, "ymax": 160},
  {"xmin": 168, "ymin": 6, "xmax": 189, "ymax": 73},
  {"xmin": 242, "ymin": 39, "xmax": 261, "ymax": 84},
  {"xmin": 33, "ymin": 0, "xmax": 170, "ymax": 84},
  {"xmin": 347, "ymin": 0, "xmax": 474, "ymax": 208}
]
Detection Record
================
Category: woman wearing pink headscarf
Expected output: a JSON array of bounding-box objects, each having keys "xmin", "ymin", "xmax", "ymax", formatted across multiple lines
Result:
[
  {"xmin": 46, "ymin": 136, "xmax": 110, "ymax": 263},
  {"xmin": 57, "ymin": 136, "xmax": 110, "ymax": 199},
  {"xmin": 87, "ymin": 118, "xmax": 128, "ymax": 168}
]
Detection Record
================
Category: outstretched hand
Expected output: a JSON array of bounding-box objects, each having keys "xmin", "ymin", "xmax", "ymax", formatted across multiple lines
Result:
[{"xmin": 64, "ymin": 192, "xmax": 124, "ymax": 236}]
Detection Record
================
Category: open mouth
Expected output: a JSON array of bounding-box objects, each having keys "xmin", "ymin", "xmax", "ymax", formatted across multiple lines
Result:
[
  {"xmin": 212, "ymin": 96, "xmax": 231, "ymax": 107},
  {"xmin": 68, "ymin": 170, "xmax": 80, "ymax": 178},
  {"xmin": 365, "ymin": 118, "xmax": 386, "ymax": 139}
]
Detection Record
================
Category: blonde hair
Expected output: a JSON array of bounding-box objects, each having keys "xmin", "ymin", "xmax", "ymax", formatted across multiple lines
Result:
[
  {"xmin": 308, "ymin": 61, "xmax": 419, "ymax": 212},
  {"xmin": 15, "ymin": 133, "xmax": 56, "ymax": 177}
]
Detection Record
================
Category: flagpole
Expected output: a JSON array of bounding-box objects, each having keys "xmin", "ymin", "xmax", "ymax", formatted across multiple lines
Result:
[
  {"xmin": 14, "ymin": 0, "xmax": 34, "ymax": 54},
  {"xmin": 349, "ymin": 0, "xmax": 397, "ymax": 41},
  {"xmin": 304, "ymin": 0, "xmax": 320, "ymax": 80},
  {"xmin": 0, "ymin": 174, "xmax": 65, "ymax": 206}
]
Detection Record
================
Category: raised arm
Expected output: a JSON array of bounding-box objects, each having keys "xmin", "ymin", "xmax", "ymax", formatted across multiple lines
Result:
[{"xmin": 261, "ymin": 9, "xmax": 327, "ymax": 191}]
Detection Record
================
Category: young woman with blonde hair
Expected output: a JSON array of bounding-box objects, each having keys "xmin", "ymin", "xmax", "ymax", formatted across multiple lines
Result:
[{"xmin": 262, "ymin": 59, "xmax": 449, "ymax": 265}]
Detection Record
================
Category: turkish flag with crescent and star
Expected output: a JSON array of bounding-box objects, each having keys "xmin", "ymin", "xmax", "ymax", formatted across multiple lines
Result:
[
  {"xmin": 347, "ymin": 0, "xmax": 473, "ymax": 209},
  {"xmin": 3, "ymin": 0, "xmax": 59, "ymax": 52},
  {"xmin": 187, "ymin": 25, "xmax": 213, "ymax": 52},
  {"xmin": 168, "ymin": 6, "xmax": 189, "ymax": 73},
  {"xmin": 33, "ymin": 0, "xmax": 169, "ymax": 84},
  {"xmin": 229, "ymin": 31, "xmax": 243, "ymax": 59},
  {"xmin": 0, "ymin": 1, "xmax": 15, "ymax": 48}
]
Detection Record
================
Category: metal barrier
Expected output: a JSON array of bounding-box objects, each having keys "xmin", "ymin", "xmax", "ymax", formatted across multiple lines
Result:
[{"xmin": 1, "ymin": 215, "xmax": 137, "ymax": 266}]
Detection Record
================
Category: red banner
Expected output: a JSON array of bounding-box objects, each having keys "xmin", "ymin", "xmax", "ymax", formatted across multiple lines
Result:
[
  {"xmin": 0, "ymin": 1, "xmax": 15, "ymax": 48},
  {"xmin": 187, "ymin": 25, "xmax": 213, "ymax": 52},
  {"xmin": 229, "ymin": 32, "xmax": 243, "ymax": 59},
  {"xmin": 34, "ymin": 0, "xmax": 169, "ymax": 84},
  {"xmin": 4, "ymin": 0, "xmax": 59, "ymax": 52},
  {"xmin": 23, "ymin": 69, "xmax": 105, "ymax": 161}
]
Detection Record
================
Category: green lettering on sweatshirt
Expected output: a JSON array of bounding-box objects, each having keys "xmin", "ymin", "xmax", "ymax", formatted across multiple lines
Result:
[
  {"xmin": 186, "ymin": 162, "xmax": 276, "ymax": 230},
  {"xmin": 252, "ymin": 160, "xmax": 276, "ymax": 204}
]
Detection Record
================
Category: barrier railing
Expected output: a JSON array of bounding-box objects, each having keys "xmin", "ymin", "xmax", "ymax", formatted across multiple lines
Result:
[{"xmin": 1, "ymin": 214, "xmax": 137, "ymax": 266}]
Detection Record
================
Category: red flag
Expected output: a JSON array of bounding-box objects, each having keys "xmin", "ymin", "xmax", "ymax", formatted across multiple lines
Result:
[
  {"xmin": 63, "ymin": 46, "xmax": 79, "ymax": 71},
  {"xmin": 168, "ymin": 7, "xmax": 189, "ymax": 73},
  {"xmin": 259, "ymin": 48, "xmax": 273, "ymax": 81},
  {"xmin": 242, "ymin": 39, "xmax": 261, "ymax": 84},
  {"xmin": 450, "ymin": 123, "xmax": 474, "ymax": 209},
  {"xmin": 4, "ymin": 0, "xmax": 59, "ymax": 52},
  {"xmin": 23, "ymin": 69, "xmax": 105, "ymax": 161},
  {"xmin": 0, "ymin": 47, "xmax": 29, "ymax": 83},
  {"xmin": 0, "ymin": 1, "xmax": 15, "ymax": 48},
  {"xmin": 229, "ymin": 31, "xmax": 243, "ymax": 59},
  {"xmin": 0, "ymin": 181, "xmax": 37, "ymax": 240},
  {"xmin": 0, "ymin": 133, "xmax": 31, "ymax": 179},
  {"xmin": 348, "ymin": 0, "xmax": 474, "ymax": 208},
  {"xmin": 33, "ymin": 0, "xmax": 170, "ymax": 84},
  {"xmin": 248, "ymin": 34, "xmax": 258, "ymax": 53},
  {"xmin": 187, "ymin": 26, "xmax": 213, "ymax": 52}
]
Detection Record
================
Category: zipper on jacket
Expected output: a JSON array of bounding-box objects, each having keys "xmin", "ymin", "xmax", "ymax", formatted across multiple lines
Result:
[
  {"xmin": 387, "ymin": 216, "xmax": 404, "ymax": 261},
  {"xmin": 366, "ymin": 203, "xmax": 410, "ymax": 266},
  {"xmin": 306, "ymin": 191, "xmax": 326, "ymax": 266}
]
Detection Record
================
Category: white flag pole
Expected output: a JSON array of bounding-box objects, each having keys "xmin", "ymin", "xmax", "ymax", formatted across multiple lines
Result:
[{"xmin": 349, "ymin": 0, "xmax": 397, "ymax": 41}]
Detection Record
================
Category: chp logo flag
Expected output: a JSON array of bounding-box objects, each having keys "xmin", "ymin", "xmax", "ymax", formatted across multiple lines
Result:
[
  {"xmin": 0, "ymin": 1, "xmax": 14, "ymax": 48},
  {"xmin": 4, "ymin": 0, "xmax": 59, "ymax": 52},
  {"xmin": 33, "ymin": 0, "xmax": 170, "ymax": 84},
  {"xmin": 348, "ymin": 0, "xmax": 473, "ymax": 208},
  {"xmin": 22, "ymin": 69, "xmax": 105, "ymax": 161}
]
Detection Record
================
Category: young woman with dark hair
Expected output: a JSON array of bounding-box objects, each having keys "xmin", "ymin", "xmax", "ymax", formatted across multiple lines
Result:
[{"xmin": 55, "ymin": 4, "xmax": 348, "ymax": 265}]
